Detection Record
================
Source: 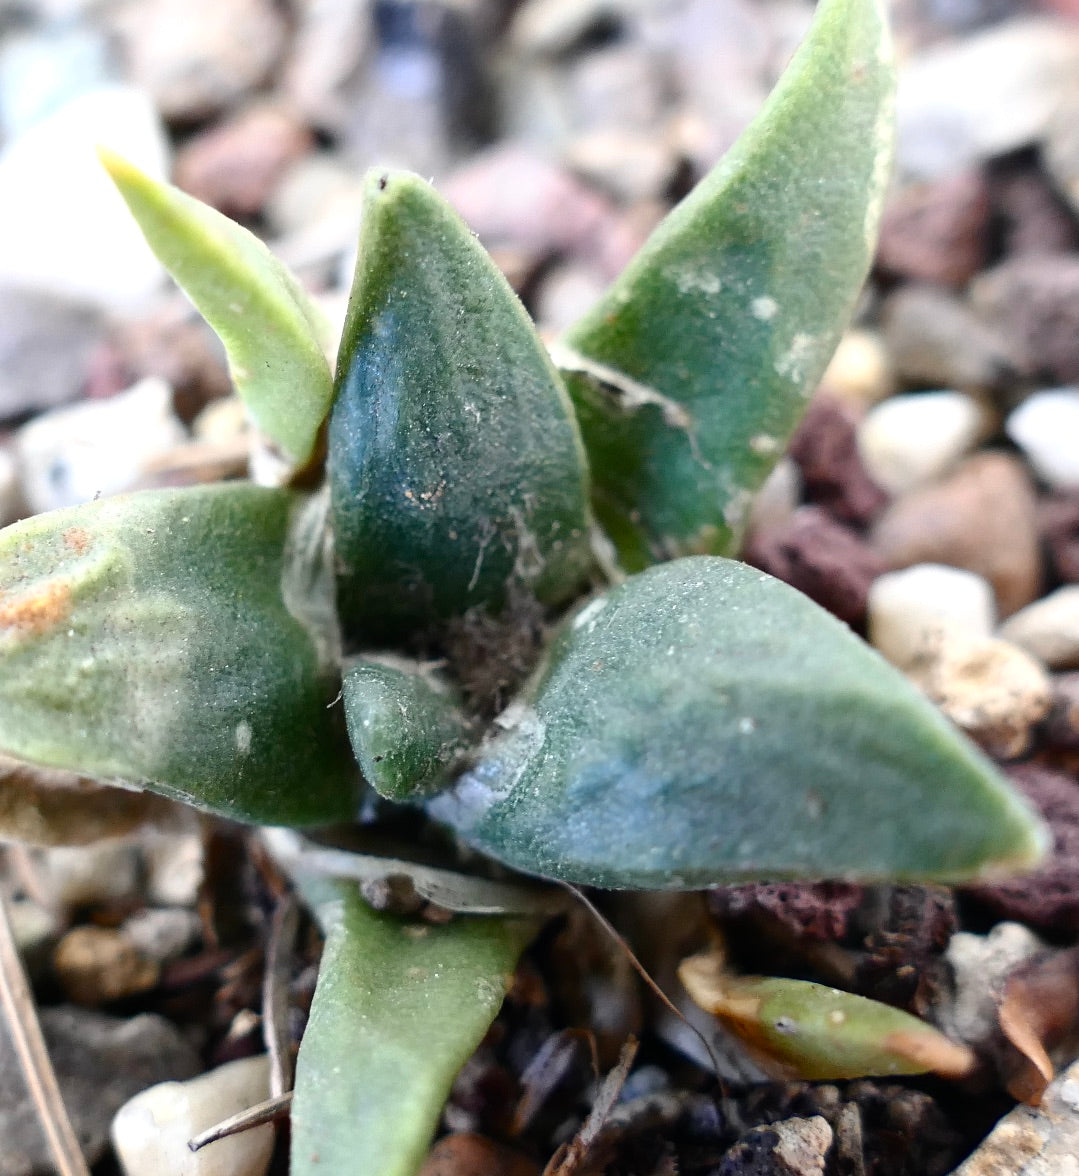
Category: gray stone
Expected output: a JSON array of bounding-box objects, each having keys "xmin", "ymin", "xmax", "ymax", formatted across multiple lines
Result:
[
  {"xmin": 0, "ymin": 1006, "xmax": 200, "ymax": 1174},
  {"xmin": 880, "ymin": 285, "xmax": 1025, "ymax": 393},
  {"xmin": 282, "ymin": 0, "xmax": 375, "ymax": 132},
  {"xmin": 896, "ymin": 16, "xmax": 1079, "ymax": 179},
  {"xmin": 1000, "ymin": 585, "xmax": 1079, "ymax": 670},
  {"xmin": 104, "ymin": 0, "xmax": 287, "ymax": 122},
  {"xmin": 0, "ymin": 286, "xmax": 102, "ymax": 422},
  {"xmin": 16, "ymin": 376, "xmax": 187, "ymax": 514},
  {"xmin": 1044, "ymin": 82, "xmax": 1079, "ymax": 217}
]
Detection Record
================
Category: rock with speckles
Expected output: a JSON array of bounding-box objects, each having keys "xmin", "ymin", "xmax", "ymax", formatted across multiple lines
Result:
[{"xmin": 948, "ymin": 1056, "xmax": 1079, "ymax": 1175}]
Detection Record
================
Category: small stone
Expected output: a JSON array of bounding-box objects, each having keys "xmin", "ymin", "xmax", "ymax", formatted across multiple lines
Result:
[
  {"xmin": 563, "ymin": 44, "xmax": 668, "ymax": 137},
  {"xmin": 857, "ymin": 391, "xmax": 992, "ymax": 497},
  {"xmin": 1000, "ymin": 586, "xmax": 1079, "ymax": 669},
  {"xmin": 1006, "ymin": 388, "xmax": 1079, "ymax": 490},
  {"xmin": 896, "ymin": 17, "xmax": 1079, "ymax": 178},
  {"xmin": 112, "ymin": 1055, "xmax": 274, "ymax": 1176},
  {"xmin": 7, "ymin": 898, "xmax": 60, "ymax": 978},
  {"xmin": 104, "ymin": 0, "xmax": 287, "ymax": 122},
  {"xmin": 745, "ymin": 457, "xmax": 802, "ymax": 540},
  {"xmin": 949, "ymin": 1056, "xmax": 1079, "ymax": 1175},
  {"xmin": 0, "ymin": 1006, "xmax": 200, "ymax": 1174},
  {"xmin": 142, "ymin": 830, "xmax": 204, "ymax": 908},
  {"xmin": 868, "ymin": 564, "xmax": 996, "ymax": 670},
  {"xmin": 971, "ymin": 255, "xmax": 1079, "ymax": 385},
  {"xmin": 282, "ymin": 0, "xmax": 376, "ymax": 132},
  {"xmin": 718, "ymin": 1116, "xmax": 833, "ymax": 1176},
  {"xmin": 818, "ymin": 327, "xmax": 896, "ymax": 411},
  {"xmin": 870, "ymin": 452, "xmax": 1043, "ymax": 616},
  {"xmin": 905, "ymin": 633, "xmax": 1052, "ymax": 758},
  {"xmin": 16, "ymin": 376, "xmax": 187, "ymax": 514},
  {"xmin": 442, "ymin": 145, "xmax": 614, "ymax": 265},
  {"xmin": 34, "ymin": 840, "xmax": 142, "ymax": 908},
  {"xmin": 963, "ymin": 764, "xmax": 1079, "ymax": 935},
  {"xmin": 53, "ymin": 926, "xmax": 160, "ymax": 1005},
  {"xmin": 122, "ymin": 908, "xmax": 202, "ymax": 965},
  {"xmin": 989, "ymin": 163, "xmax": 1079, "ymax": 257},
  {"xmin": 0, "ymin": 285, "xmax": 103, "ymax": 422},
  {"xmin": 1044, "ymin": 84, "xmax": 1079, "ymax": 217},
  {"xmin": 565, "ymin": 128, "xmax": 677, "ymax": 203},
  {"xmin": 880, "ymin": 284, "xmax": 1025, "ymax": 393},
  {"xmin": 743, "ymin": 507, "xmax": 883, "ymax": 627},
  {"xmin": 419, "ymin": 1133, "xmax": 540, "ymax": 1176},
  {"xmin": 876, "ymin": 169, "xmax": 991, "ymax": 287},
  {"xmin": 533, "ymin": 260, "xmax": 609, "ymax": 333},
  {"xmin": 0, "ymin": 86, "xmax": 168, "ymax": 312},
  {"xmin": 0, "ymin": 446, "xmax": 20, "ymax": 525},
  {"xmin": 1040, "ymin": 493, "xmax": 1079, "ymax": 583},
  {"xmin": 1045, "ymin": 673, "xmax": 1079, "ymax": 749},
  {"xmin": 173, "ymin": 103, "xmax": 314, "ymax": 219},
  {"xmin": 788, "ymin": 396, "xmax": 887, "ymax": 526},
  {"xmin": 940, "ymin": 922, "xmax": 1046, "ymax": 1051}
]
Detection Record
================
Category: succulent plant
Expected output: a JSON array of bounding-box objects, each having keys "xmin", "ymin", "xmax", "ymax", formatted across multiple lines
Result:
[{"xmin": 0, "ymin": 0, "xmax": 1048, "ymax": 1172}]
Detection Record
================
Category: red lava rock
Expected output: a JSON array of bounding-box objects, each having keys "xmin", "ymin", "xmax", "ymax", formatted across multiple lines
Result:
[
  {"xmin": 709, "ymin": 882, "xmax": 864, "ymax": 942},
  {"xmin": 971, "ymin": 254, "xmax": 1079, "ymax": 384},
  {"xmin": 989, "ymin": 164, "xmax": 1079, "ymax": 258},
  {"xmin": 419, "ymin": 1133, "xmax": 539, "ymax": 1176},
  {"xmin": 961, "ymin": 763, "xmax": 1079, "ymax": 936},
  {"xmin": 870, "ymin": 451, "xmax": 1043, "ymax": 617},
  {"xmin": 787, "ymin": 395, "xmax": 888, "ymax": 527},
  {"xmin": 173, "ymin": 103, "xmax": 314, "ymax": 219},
  {"xmin": 442, "ymin": 145, "xmax": 615, "ymax": 265},
  {"xmin": 876, "ymin": 169, "xmax": 991, "ymax": 288},
  {"xmin": 744, "ymin": 507, "xmax": 884, "ymax": 628},
  {"xmin": 1040, "ymin": 493, "xmax": 1079, "ymax": 584}
]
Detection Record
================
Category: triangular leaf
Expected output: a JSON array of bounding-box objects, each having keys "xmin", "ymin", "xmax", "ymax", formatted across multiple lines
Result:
[
  {"xmin": 329, "ymin": 169, "xmax": 592, "ymax": 641},
  {"xmin": 557, "ymin": 0, "xmax": 895, "ymax": 567},
  {"xmin": 429, "ymin": 557, "xmax": 1045, "ymax": 888},
  {"xmin": 100, "ymin": 149, "xmax": 334, "ymax": 467},
  {"xmin": 0, "ymin": 485, "xmax": 359, "ymax": 825},
  {"xmin": 291, "ymin": 891, "xmax": 534, "ymax": 1176}
]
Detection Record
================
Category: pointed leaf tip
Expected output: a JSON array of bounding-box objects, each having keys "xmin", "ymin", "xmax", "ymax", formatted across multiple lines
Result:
[
  {"xmin": 100, "ymin": 151, "xmax": 333, "ymax": 467},
  {"xmin": 430, "ymin": 557, "xmax": 1046, "ymax": 888},
  {"xmin": 329, "ymin": 167, "xmax": 592, "ymax": 640},
  {"xmin": 559, "ymin": 0, "xmax": 896, "ymax": 567}
]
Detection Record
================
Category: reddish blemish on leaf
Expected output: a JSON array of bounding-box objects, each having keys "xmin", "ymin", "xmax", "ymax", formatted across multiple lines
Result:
[
  {"xmin": 0, "ymin": 581, "xmax": 73, "ymax": 635},
  {"xmin": 62, "ymin": 527, "xmax": 92, "ymax": 555}
]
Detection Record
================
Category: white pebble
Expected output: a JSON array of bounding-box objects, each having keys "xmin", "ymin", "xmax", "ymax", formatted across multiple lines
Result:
[
  {"xmin": 999, "ymin": 585, "xmax": 1079, "ymax": 670},
  {"xmin": 112, "ymin": 1055, "xmax": 273, "ymax": 1176},
  {"xmin": 0, "ymin": 86, "xmax": 167, "ymax": 311},
  {"xmin": 746, "ymin": 457, "xmax": 802, "ymax": 538},
  {"xmin": 1006, "ymin": 388, "xmax": 1079, "ymax": 490},
  {"xmin": 142, "ymin": 830, "xmax": 204, "ymax": 907},
  {"xmin": 857, "ymin": 390, "xmax": 990, "ymax": 496},
  {"xmin": 868, "ymin": 563, "xmax": 996, "ymax": 670},
  {"xmin": 34, "ymin": 840, "xmax": 142, "ymax": 908},
  {"xmin": 17, "ymin": 376, "xmax": 186, "ymax": 513}
]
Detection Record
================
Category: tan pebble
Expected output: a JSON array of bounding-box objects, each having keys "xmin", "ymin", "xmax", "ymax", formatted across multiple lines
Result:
[
  {"xmin": 53, "ymin": 926, "xmax": 159, "ymax": 1005},
  {"xmin": 819, "ymin": 328, "xmax": 895, "ymax": 409},
  {"xmin": 1000, "ymin": 586, "xmax": 1079, "ymax": 670},
  {"xmin": 906, "ymin": 633, "xmax": 1052, "ymax": 759},
  {"xmin": 871, "ymin": 452, "xmax": 1042, "ymax": 616},
  {"xmin": 419, "ymin": 1133, "xmax": 540, "ymax": 1176}
]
